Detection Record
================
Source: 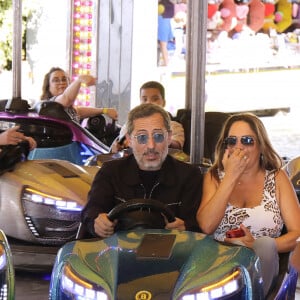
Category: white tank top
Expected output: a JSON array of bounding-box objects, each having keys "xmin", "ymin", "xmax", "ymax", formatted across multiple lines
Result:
[{"xmin": 214, "ymin": 170, "xmax": 284, "ymax": 241}]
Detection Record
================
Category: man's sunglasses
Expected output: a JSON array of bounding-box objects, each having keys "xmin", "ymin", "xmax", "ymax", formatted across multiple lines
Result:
[
  {"xmin": 224, "ymin": 136, "xmax": 255, "ymax": 147},
  {"xmin": 133, "ymin": 132, "xmax": 166, "ymax": 144}
]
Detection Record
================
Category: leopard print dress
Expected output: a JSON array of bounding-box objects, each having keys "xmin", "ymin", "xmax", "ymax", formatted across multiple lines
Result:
[{"xmin": 214, "ymin": 169, "xmax": 284, "ymax": 242}]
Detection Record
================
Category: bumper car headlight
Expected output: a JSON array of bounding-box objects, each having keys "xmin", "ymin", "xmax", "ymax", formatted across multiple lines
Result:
[
  {"xmin": 0, "ymin": 244, "xmax": 8, "ymax": 299},
  {"xmin": 22, "ymin": 187, "xmax": 82, "ymax": 212},
  {"xmin": 60, "ymin": 264, "xmax": 110, "ymax": 300},
  {"xmin": 181, "ymin": 268, "xmax": 244, "ymax": 299}
]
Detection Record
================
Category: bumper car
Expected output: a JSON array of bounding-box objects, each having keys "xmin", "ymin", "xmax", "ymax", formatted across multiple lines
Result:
[
  {"xmin": 0, "ymin": 141, "xmax": 99, "ymax": 270},
  {"xmin": 0, "ymin": 98, "xmax": 119, "ymax": 166},
  {"xmin": 0, "ymin": 229, "xmax": 14, "ymax": 300},
  {"xmin": 48, "ymin": 199, "xmax": 298, "ymax": 300}
]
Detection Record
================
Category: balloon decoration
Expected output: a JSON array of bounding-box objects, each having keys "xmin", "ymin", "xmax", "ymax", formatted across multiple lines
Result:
[{"xmin": 207, "ymin": 0, "xmax": 298, "ymax": 35}]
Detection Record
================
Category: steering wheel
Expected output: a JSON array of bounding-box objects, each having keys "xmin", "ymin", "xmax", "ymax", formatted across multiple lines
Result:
[
  {"xmin": 86, "ymin": 115, "xmax": 120, "ymax": 146},
  {"xmin": 107, "ymin": 198, "xmax": 176, "ymax": 231}
]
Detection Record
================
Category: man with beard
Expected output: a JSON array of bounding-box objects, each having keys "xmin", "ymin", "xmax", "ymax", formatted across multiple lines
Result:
[{"xmin": 81, "ymin": 103, "xmax": 203, "ymax": 238}]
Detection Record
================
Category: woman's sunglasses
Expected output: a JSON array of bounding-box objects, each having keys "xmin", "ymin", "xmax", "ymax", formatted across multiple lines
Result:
[
  {"xmin": 51, "ymin": 77, "xmax": 69, "ymax": 84},
  {"xmin": 224, "ymin": 136, "xmax": 255, "ymax": 147}
]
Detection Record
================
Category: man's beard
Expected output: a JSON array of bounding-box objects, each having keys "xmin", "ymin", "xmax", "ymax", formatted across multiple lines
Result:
[{"xmin": 134, "ymin": 148, "xmax": 168, "ymax": 170}]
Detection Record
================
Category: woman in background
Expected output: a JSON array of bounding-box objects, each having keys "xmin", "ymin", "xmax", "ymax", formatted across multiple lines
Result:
[{"xmin": 40, "ymin": 67, "xmax": 118, "ymax": 123}]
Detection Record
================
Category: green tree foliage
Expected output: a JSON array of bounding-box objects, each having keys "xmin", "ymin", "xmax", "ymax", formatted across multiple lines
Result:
[
  {"xmin": 0, "ymin": 0, "xmax": 13, "ymax": 70},
  {"xmin": 0, "ymin": 0, "xmax": 36, "ymax": 71}
]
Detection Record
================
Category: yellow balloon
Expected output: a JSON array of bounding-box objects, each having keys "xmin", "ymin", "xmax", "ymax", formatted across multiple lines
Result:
[{"xmin": 158, "ymin": 4, "xmax": 165, "ymax": 15}]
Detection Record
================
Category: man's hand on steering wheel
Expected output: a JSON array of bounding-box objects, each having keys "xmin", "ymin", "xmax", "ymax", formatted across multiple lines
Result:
[
  {"xmin": 165, "ymin": 217, "xmax": 185, "ymax": 231},
  {"xmin": 94, "ymin": 213, "xmax": 185, "ymax": 238},
  {"xmin": 93, "ymin": 199, "xmax": 177, "ymax": 238},
  {"xmin": 94, "ymin": 213, "xmax": 118, "ymax": 238}
]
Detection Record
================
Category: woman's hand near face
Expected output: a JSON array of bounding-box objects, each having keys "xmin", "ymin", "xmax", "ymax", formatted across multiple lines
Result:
[
  {"xmin": 55, "ymin": 74, "xmax": 96, "ymax": 108},
  {"xmin": 222, "ymin": 148, "xmax": 249, "ymax": 178}
]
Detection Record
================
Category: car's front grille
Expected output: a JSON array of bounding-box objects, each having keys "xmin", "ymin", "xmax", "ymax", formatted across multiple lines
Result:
[
  {"xmin": 25, "ymin": 216, "xmax": 79, "ymax": 241},
  {"xmin": 23, "ymin": 199, "xmax": 81, "ymax": 245}
]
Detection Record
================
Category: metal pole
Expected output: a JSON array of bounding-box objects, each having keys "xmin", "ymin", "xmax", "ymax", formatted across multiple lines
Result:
[
  {"xmin": 12, "ymin": 0, "xmax": 22, "ymax": 100},
  {"xmin": 185, "ymin": 0, "xmax": 207, "ymax": 164}
]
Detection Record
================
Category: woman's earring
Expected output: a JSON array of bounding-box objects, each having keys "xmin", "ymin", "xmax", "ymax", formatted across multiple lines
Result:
[{"xmin": 260, "ymin": 153, "xmax": 264, "ymax": 164}]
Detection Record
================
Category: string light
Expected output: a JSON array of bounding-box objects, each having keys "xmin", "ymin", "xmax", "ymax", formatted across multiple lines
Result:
[{"xmin": 72, "ymin": 0, "xmax": 94, "ymax": 106}]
